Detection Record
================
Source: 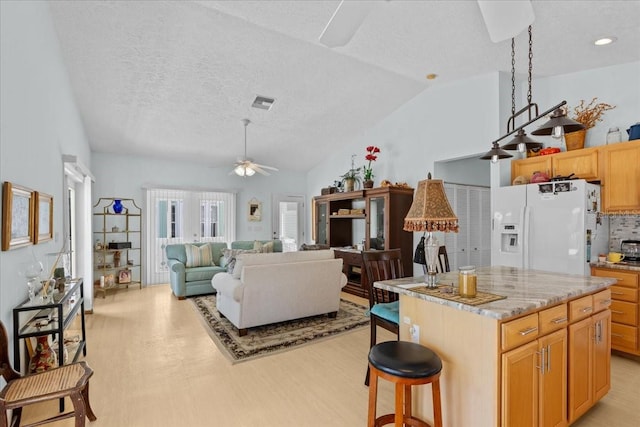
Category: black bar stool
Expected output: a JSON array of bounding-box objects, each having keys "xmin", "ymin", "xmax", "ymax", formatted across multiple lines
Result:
[{"xmin": 367, "ymin": 341, "xmax": 443, "ymax": 427}]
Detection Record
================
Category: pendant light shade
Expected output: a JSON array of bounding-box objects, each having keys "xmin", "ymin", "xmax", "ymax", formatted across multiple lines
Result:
[
  {"xmin": 501, "ymin": 129, "xmax": 543, "ymax": 152},
  {"xmin": 530, "ymin": 108, "xmax": 586, "ymax": 137},
  {"xmin": 480, "ymin": 142, "xmax": 513, "ymax": 163}
]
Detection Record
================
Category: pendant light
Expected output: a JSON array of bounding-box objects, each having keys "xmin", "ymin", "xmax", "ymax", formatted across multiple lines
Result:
[
  {"xmin": 530, "ymin": 107, "xmax": 585, "ymax": 138},
  {"xmin": 480, "ymin": 142, "xmax": 513, "ymax": 163},
  {"xmin": 501, "ymin": 28, "xmax": 543, "ymax": 153}
]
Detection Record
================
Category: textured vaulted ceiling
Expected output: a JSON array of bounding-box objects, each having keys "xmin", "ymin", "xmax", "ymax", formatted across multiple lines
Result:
[{"xmin": 48, "ymin": 1, "xmax": 640, "ymax": 173}]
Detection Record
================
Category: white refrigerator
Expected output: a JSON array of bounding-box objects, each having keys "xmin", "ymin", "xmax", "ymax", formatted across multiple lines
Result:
[{"xmin": 491, "ymin": 179, "xmax": 608, "ymax": 276}]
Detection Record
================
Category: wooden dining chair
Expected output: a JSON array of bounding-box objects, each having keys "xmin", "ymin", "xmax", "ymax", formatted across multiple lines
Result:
[
  {"xmin": 362, "ymin": 249, "xmax": 404, "ymax": 386},
  {"xmin": 0, "ymin": 321, "xmax": 97, "ymax": 427}
]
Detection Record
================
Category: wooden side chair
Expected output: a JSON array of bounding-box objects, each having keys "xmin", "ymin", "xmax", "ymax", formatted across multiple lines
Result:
[
  {"xmin": 0, "ymin": 321, "xmax": 97, "ymax": 427},
  {"xmin": 362, "ymin": 249, "xmax": 404, "ymax": 386}
]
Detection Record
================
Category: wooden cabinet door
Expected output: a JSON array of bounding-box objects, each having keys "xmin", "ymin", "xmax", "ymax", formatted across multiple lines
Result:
[
  {"xmin": 501, "ymin": 340, "xmax": 538, "ymax": 427},
  {"xmin": 552, "ymin": 147, "xmax": 599, "ymax": 181},
  {"xmin": 592, "ymin": 310, "xmax": 611, "ymax": 401},
  {"xmin": 539, "ymin": 329, "xmax": 568, "ymax": 427},
  {"xmin": 601, "ymin": 140, "xmax": 640, "ymax": 213},
  {"xmin": 511, "ymin": 156, "xmax": 552, "ymax": 184},
  {"xmin": 568, "ymin": 317, "xmax": 593, "ymax": 423}
]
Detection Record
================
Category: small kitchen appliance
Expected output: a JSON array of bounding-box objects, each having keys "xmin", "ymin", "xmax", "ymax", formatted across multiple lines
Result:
[{"xmin": 621, "ymin": 240, "xmax": 640, "ymax": 263}]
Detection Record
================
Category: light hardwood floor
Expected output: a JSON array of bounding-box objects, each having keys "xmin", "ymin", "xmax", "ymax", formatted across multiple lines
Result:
[{"xmin": 21, "ymin": 285, "xmax": 640, "ymax": 426}]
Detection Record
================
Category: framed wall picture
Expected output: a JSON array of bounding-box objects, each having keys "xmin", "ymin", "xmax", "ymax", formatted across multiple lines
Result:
[
  {"xmin": 34, "ymin": 191, "xmax": 53, "ymax": 244},
  {"xmin": 248, "ymin": 199, "xmax": 262, "ymax": 222},
  {"xmin": 2, "ymin": 181, "xmax": 35, "ymax": 251}
]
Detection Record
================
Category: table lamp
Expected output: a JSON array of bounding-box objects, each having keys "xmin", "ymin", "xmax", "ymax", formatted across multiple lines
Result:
[{"xmin": 403, "ymin": 173, "xmax": 458, "ymax": 288}]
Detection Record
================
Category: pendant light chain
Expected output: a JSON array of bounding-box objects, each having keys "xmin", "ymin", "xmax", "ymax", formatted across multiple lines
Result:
[
  {"xmin": 511, "ymin": 37, "xmax": 516, "ymax": 116},
  {"xmin": 527, "ymin": 25, "xmax": 533, "ymax": 104}
]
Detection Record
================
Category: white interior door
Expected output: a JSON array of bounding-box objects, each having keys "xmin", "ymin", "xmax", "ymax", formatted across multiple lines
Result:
[{"xmin": 272, "ymin": 194, "xmax": 304, "ymax": 252}]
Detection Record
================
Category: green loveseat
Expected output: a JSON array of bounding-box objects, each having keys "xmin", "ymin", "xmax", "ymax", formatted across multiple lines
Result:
[{"xmin": 165, "ymin": 242, "xmax": 228, "ymax": 299}]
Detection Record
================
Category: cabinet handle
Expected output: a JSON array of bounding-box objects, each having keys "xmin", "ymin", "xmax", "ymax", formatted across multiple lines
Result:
[
  {"xmin": 519, "ymin": 326, "xmax": 538, "ymax": 336},
  {"xmin": 546, "ymin": 345, "xmax": 552, "ymax": 373},
  {"xmin": 536, "ymin": 348, "xmax": 545, "ymax": 373},
  {"xmin": 611, "ymin": 333, "xmax": 625, "ymax": 338},
  {"xmin": 581, "ymin": 306, "xmax": 593, "ymax": 313},
  {"xmin": 551, "ymin": 317, "xmax": 568, "ymax": 324},
  {"xmin": 600, "ymin": 299, "xmax": 612, "ymax": 305},
  {"xmin": 611, "ymin": 292, "xmax": 625, "ymax": 295},
  {"xmin": 611, "ymin": 310, "xmax": 625, "ymax": 315}
]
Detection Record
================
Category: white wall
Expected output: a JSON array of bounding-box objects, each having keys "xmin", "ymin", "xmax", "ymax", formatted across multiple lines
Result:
[
  {"xmin": 91, "ymin": 152, "xmax": 307, "ymax": 243},
  {"xmin": 0, "ymin": 1, "xmax": 92, "ymax": 350}
]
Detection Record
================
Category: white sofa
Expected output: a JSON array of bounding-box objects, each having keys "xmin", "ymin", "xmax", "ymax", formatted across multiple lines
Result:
[{"xmin": 211, "ymin": 250, "xmax": 347, "ymax": 336}]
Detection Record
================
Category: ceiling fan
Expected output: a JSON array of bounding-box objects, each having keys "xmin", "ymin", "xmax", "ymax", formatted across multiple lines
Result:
[
  {"xmin": 231, "ymin": 119, "xmax": 278, "ymax": 177},
  {"xmin": 318, "ymin": 0, "xmax": 535, "ymax": 47}
]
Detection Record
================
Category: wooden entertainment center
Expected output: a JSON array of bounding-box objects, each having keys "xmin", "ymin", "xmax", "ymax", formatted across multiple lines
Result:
[{"xmin": 313, "ymin": 186, "xmax": 414, "ymax": 297}]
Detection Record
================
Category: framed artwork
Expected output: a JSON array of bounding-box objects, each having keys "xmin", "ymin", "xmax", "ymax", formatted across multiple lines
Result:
[
  {"xmin": 248, "ymin": 199, "xmax": 262, "ymax": 222},
  {"xmin": 118, "ymin": 269, "xmax": 132, "ymax": 284},
  {"xmin": 34, "ymin": 191, "xmax": 53, "ymax": 244},
  {"xmin": 104, "ymin": 273, "xmax": 115, "ymax": 287},
  {"xmin": 2, "ymin": 181, "xmax": 35, "ymax": 251}
]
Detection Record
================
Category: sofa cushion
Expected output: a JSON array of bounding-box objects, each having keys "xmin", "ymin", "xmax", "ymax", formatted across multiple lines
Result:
[
  {"xmin": 221, "ymin": 248, "xmax": 258, "ymax": 276},
  {"xmin": 185, "ymin": 266, "xmax": 226, "ymax": 282},
  {"xmin": 232, "ymin": 249, "xmax": 335, "ymax": 279},
  {"xmin": 166, "ymin": 242, "xmax": 227, "ymax": 266},
  {"xmin": 185, "ymin": 244, "xmax": 214, "ymax": 267},
  {"xmin": 232, "ymin": 240, "xmax": 283, "ymax": 252}
]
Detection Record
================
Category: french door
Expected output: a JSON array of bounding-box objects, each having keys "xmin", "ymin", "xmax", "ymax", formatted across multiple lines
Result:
[{"xmin": 145, "ymin": 189, "xmax": 235, "ymax": 285}]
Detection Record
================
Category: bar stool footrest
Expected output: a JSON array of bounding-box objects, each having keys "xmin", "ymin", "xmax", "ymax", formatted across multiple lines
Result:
[{"xmin": 375, "ymin": 413, "xmax": 431, "ymax": 427}]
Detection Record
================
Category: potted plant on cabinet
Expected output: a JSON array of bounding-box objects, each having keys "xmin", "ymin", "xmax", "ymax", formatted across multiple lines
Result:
[
  {"xmin": 363, "ymin": 146, "xmax": 380, "ymax": 188},
  {"xmin": 341, "ymin": 154, "xmax": 361, "ymax": 192},
  {"xmin": 565, "ymin": 98, "xmax": 616, "ymax": 150}
]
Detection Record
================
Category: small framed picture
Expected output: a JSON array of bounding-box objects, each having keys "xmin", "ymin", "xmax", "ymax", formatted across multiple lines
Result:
[
  {"xmin": 248, "ymin": 199, "xmax": 261, "ymax": 222},
  {"xmin": 118, "ymin": 269, "xmax": 131, "ymax": 284},
  {"xmin": 34, "ymin": 191, "xmax": 53, "ymax": 244}
]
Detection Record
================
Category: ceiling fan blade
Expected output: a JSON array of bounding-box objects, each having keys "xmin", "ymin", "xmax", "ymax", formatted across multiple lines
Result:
[
  {"xmin": 251, "ymin": 164, "xmax": 271, "ymax": 176},
  {"xmin": 477, "ymin": 0, "xmax": 535, "ymax": 43},
  {"xmin": 252, "ymin": 163, "xmax": 279, "ymax": 171},
  {"xmin": 318, "ymin": 0, "xmax": 377, "ymax": 47}
]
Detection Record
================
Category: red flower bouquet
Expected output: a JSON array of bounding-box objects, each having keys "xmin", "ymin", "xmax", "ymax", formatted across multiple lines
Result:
[{"xmin": 363, "ymin": 146, "xmax": 380, "ymax": 181}]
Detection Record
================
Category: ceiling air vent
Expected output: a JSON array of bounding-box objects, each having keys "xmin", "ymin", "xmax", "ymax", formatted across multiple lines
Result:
[{"xmin": 252, "ymin": 95, "xmax": 275, "ymax": 111}]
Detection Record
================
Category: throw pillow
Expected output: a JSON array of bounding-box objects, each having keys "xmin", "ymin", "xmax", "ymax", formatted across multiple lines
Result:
[
  {"xmin": 185, "ymin": 244, "xmax": 214, "ymax": 268},
  {"xmin": 253, "ymin": 240, "xmax": 275, "ymax": 253},
  {"xmin": 221, "ymin": 248, "xmax": 258, "ymax": 274}
]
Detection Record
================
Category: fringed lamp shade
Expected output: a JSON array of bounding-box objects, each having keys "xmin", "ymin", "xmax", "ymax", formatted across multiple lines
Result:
[{"xmin": 403, "ymin": 174, "xmax": 459, "ymax": 233}]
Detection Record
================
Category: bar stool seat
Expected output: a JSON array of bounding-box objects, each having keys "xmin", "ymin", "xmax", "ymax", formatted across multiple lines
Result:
[{"xmin": 368, "ymin": 341, "xmax": 443, "ymax": 427}]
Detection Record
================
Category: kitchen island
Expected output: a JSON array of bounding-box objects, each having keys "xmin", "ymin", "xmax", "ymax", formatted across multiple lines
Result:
[{"xmin": 374, "ymin": 265, "xmax": 616, "ymax": 427}]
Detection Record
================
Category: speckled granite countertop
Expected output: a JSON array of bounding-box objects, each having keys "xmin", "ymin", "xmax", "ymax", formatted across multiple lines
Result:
[
  {"xmin": 374, "ymin": 265, "xmax": 617, "ymax": 321},
  {"xmin": 591, "ymin": 261, "xmax": 640, "ymax": 272}
]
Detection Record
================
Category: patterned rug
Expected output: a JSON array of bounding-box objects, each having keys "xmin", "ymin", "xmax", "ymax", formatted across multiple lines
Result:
[{"xmin": 190, "ymin": 295, "xmax": 370, "ymax": 364}]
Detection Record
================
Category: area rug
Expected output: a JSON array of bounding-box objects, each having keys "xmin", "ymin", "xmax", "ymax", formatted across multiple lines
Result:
[{"xmin": 190, "ymin": 295, "xmax": 370, "ymax": 364}]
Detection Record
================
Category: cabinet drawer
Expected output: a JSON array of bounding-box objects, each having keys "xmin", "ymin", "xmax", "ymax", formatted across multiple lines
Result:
[
  {"xmin": 593, "ymin": 289, "xmax": 612, "ymax": 312},
  {"xmin": 610, "ymin": 285, "xmax": 638, "ymax": 303},
  {"xmin": 502, "ymin": 313, "xmax": 539, "ymax": 351},
  {"xmin": 610, "ymin": 300, "xmax": 638, "ymax": 326},
  {"xmin": 538, "ymin": 304, "xmax": 568, "ymax": 335},
  {"xmin": 334, "ymin": 250, "xmax": 362, "ymax": 265},
  {"xmin": 569, "ymin": 295, "xmax": 594, "ymax": 322},
  {"xmin": 592, "ymin": 269, "xmax": 638, "ymax": 288},
  {"xmin": 611, "ymin": 323, "xmax": 638, "ymax": 352}
]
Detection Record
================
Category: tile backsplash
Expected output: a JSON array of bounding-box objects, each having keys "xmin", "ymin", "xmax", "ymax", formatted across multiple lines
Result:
[{"xmin": 609, "ymin": 215, "xmax": 640, "ymax": 250}]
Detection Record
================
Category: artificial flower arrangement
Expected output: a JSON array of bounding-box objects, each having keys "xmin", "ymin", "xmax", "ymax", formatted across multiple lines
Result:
[
  {"xmin": 363, "ymin": 146, "xmax": 380, "ymax": 181},
  {"xmin": 570, "ymin": 97, "xmax": 616, "ymax": 129}
]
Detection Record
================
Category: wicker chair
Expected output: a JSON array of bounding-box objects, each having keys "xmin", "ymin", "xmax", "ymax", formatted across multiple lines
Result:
[{"xmin": 0, "ymin": 321, "xmax": 97, "ymax": 427}]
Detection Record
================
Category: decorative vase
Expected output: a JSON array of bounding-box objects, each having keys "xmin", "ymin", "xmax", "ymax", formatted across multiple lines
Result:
[
  {"xmin": 363, "ymin": 179, "xmax": 374, "ymax": 189},
  {"xmin": 112, "ymin": 199, "xmax": 124, "ymax": 214},
  {"xmin": 344, "ymin": 178, "xmax": 356, "ymax": 192},
  {"xmin": 29, "ymin": 335, "xmax": 57, "ymax": 373},
  {"xmin": 564, "ymin": 129, "xmax": 586, "ymax": 151}
]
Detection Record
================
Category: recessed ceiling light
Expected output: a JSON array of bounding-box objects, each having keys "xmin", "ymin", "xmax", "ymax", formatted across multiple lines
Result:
[
  {"xmin": 426, "ymin": 73, "xmax": 438, "ymax": 80},
  {"xmin": 594, "ymin": 37, "xmax": 617, "ymax": 46}
]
